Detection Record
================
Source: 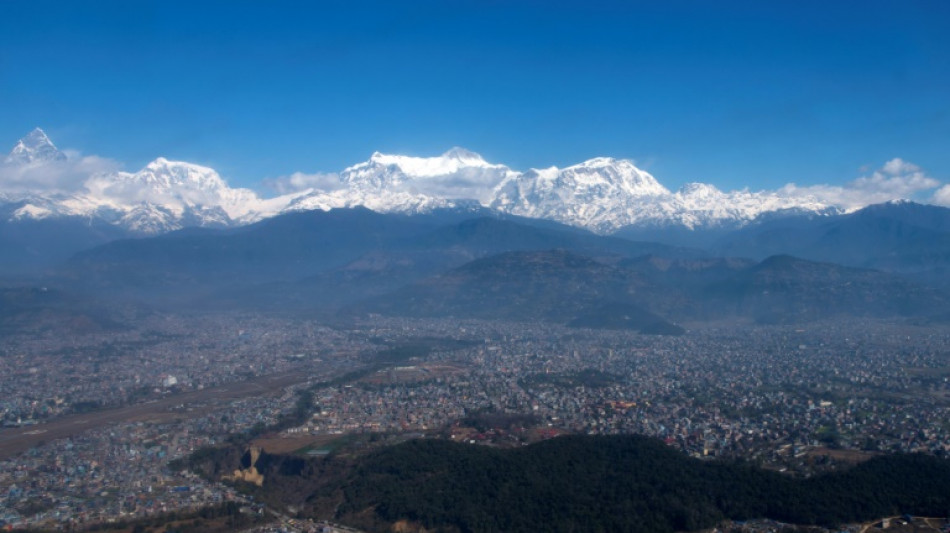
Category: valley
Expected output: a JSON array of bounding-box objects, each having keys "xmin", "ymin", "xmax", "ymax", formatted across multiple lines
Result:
[
  {"xmin": 2, "ymin": 312, "xmax": 949, "ymax": 531},
  {"xmin": 4, "ymin": 3, "xmax": 949, "ymax": 531},
  {"xmin": 2, "ymin": 132, "xmax": 950, "ymax": 532}
]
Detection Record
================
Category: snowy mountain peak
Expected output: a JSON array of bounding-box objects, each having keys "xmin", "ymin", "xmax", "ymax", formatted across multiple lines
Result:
[
  {"xmin": 559, "ymin": 157, "xmax": 670, "ymax": 197},
  {"xmin": 678, "ymin": 182, "xmax": 723, "ymax": 197},
  {"xmin": 22, "ymin": 127, "xmax": 54, "ymax": 147},
  {"xmin": 571, "ymin": 156, "xmax": 623, "ymax": 168},
  {"xmin": 59, "ymin": 157, "xmax": 272, "ymax": 234},
  {"xmin": 0, "ymin": 130, "xmax": 851, "ymax": 236},
  {"xmin": 5, "ymin": 127, "xmax": 66, "ymax": 165},
  {"xmin": 884, "ymin": 198, "xmax": 913, "ymax": 206},
  {"xmin": 490, "ymin": 158, "xmax": 676, "ymax": 232},
  {"xmin": 441, "ymin": 146, "xmax": 486, "ymax": 163},
  {"xmin": 136, "ymin": 158, "xmax": 228, "ymax": 191},
  {"xmin": 287, "ymin": 148, "xmax": 514, "ymax": 214},
  {"xmin": 146, "ymin": 156, "xmax": 201, "ymax": 169},
  {"xmin": 144, "ymin": 156, "xmax": 207, "ymax": 172},
  {"xmin": 363, "ymin": 147, "xmax": 498, "ymax": 178}
]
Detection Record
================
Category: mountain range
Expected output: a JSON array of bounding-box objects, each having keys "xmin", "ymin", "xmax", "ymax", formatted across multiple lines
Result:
[
  {"xmin": 27, "ymin": 207, "xmax": 944, "ymax": 329},
  {"xmin": 4, "ymin": 128, "xmax": 950, "ymax": 328},
  {"xmin": 1, "ymin": 128, "xmax": 842, "ymax": 238},
  {"xmin": 5, "ymin": 129, "xmax": 950, "ymax": 276}
]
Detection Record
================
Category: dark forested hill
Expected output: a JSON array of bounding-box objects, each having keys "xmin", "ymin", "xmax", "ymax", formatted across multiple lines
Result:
[
  {"xmin": 354, "ymin": 250, "xmax": 949, "ymax": 326},
  {"xmin": 55, "ymin": 208, "xmax": 690, "ymax": 309},
  {"xmin": 352, "ymin": 249, "xmax": 684, "ymax": 334},
  {"xmin": 186, "ymin": 435, "xmax": 950, "ymax": 533}
]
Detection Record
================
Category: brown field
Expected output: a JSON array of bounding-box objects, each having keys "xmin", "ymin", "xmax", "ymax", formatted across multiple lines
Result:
[
  {"xmin": 806, "ymin": 446, "xmax": 881, "ymax": 463},
  {"xmin": 251, "ymin": 433, "xmax": 345, "ymax": 455}
]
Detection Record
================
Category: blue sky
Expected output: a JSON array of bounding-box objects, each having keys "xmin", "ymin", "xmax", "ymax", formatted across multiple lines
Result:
[{"xmin": 1, "ymin": 1, "xmax": 948, "ymax": 193}]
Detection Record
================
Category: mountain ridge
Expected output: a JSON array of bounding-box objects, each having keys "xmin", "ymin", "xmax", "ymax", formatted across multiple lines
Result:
[{"xmin": 1, "ymin": 128, "xmax": 853, "ymax": 236}]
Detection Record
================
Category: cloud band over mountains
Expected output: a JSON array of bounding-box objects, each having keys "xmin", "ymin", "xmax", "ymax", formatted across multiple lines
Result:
[
  {"xmin": 0, "ymin": 152, "xmax": 120, "ymax": 196},
  {"xmin": 778, "ymin": 158, "xmax": 943, "ymax": 210}
]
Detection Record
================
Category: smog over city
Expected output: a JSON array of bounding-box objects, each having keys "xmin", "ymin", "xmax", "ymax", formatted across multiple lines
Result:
[{"xmin": 2, "ymin": 2, "xmax": 950, "ymax": 532}]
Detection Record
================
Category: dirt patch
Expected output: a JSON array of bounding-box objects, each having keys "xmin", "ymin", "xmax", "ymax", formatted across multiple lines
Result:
[
  {"xmin": 806, "ymin": 446, "xmax": 880, "ymax": 463},
  {"xmin": 251, "ymin": 433, "xmax": 344, "ymax": 455}
]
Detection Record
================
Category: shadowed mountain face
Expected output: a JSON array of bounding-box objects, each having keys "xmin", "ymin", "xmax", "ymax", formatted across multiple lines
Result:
[
  {"xmin": 699, "ymin": 254, "xmax": 947, "ymax": 324},
  {"xmin": 355, "ymin": 250, "xmax": 949, "ymax": 327},
  {"xmin": 711, "ymin": 201, "xmax": 950, "ymax": 281},
  {"xmin": 0, "ymin": 211, "xmax": 130, "ymax": 276},
  {"xmin": 6, "ymin": 199, "xmax": 950, "ymax": 285},
  {"xmin": 352, "ymin": 250, "xmax": 676, "ymax": 331},
  {"xmin": 0, "ymin": 287, "xmax": 127, "ymax": 335},
  {"xmin": 63, "ymin": 208, "xmax": 439, "ymax": 290},
  {"xmin": 6, "ymin": 206, "xmax": 947, "ymax": 325},
  {"xmin": 53, "ymin": 208, "xmax": 692, "ymax": 308},
  {"xmin": 356, "ymin": 249, "xmax": 627, "ymax": 319}
]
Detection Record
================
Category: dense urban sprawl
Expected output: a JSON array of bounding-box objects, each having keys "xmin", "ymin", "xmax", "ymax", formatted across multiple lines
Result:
[{"xmin": 1, "ymin": 314, "xmax": 949, "ymax": 530}]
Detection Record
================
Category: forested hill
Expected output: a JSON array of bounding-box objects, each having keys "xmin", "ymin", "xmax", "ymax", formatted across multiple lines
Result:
[{"xmin": 188, "ymin": 435, "xmax": 950, "ymax": 533}]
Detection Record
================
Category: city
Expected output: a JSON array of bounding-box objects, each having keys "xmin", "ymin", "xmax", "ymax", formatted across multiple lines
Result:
[{"xmin": 2, "ymin": 313, "xmax": 948, "ymax": 530}]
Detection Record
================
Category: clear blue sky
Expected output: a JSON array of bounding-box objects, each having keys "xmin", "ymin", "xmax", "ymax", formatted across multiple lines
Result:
[{"xmin": 1, "ymin": 0, "xmax": 947, "ymax": 192}]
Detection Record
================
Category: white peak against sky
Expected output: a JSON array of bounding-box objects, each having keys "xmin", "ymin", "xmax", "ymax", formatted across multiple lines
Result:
[
  {"xmin": 1, "ymin": 129, "xmax": 118, "ymax": 196},
  {"xmin": 2, "ymin": 128, "xmax": 950, "ymax": 234},
  {"xmin": 4, "ymin": 128, "xmax": 66, "ymax": 165},
  {"xmin": 367, "ymin": 147, "xmax": 496, "ymax": 176},
  {"xmin": 355, "ymin": 149, "xmax": 497, "ymax": 181},
  {"xmin": 82, "ymin": 157, "xmax": 264, "ymax": 221}
]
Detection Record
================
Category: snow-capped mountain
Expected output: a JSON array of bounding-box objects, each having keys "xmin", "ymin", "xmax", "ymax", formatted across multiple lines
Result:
[
  {"xmin": 1, "ymin": 130, "xmax": 300, "ymax": 233},
  {"xmin": 76, "ymin": 157, "xmax": 272, "ymax": 232},
  {"xmin": 673, "ymin": 183, "xmax": 835, "ymax": 228},
  {"xmin": 491, "ymin": 157, "xmax": 676, "ymax": 232},
  {"xmin": 0, "ymin": 128, "xmax": 849, "ymax": 235},
  {"xmin": 283, "ymin": 147, "xmax": 516, "ymax": 214},
  {"xmin": 490, "ymin": 159, "xmax": 838, "ymax": 232},
  {"xmin": 3, "ymin": 128, "xmax": 66, "ymax": 165}
]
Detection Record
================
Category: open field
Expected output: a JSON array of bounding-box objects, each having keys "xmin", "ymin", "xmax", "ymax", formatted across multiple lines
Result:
[
  {"xmin": 251, "ymin": 433, "xmax": 346, "ymax": 455},
  {"xmin": 358, "ymin": 362, "xmax": 467, "ymax": 385},
  {"xmin": 805, "ymin": 446, "xmax": 881, "ymax": 464}
]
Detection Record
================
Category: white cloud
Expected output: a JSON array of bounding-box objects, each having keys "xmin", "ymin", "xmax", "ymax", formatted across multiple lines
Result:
[
  {"xmin": 933, "ymin": 185, "xmax": 950, "ymax": 207},
  {"xmin": 261, "ymin": 171, "xmax": 343, "ymax": 195},
  {"xmin": 0, "ymin": 152, "xmax": 120, "ymax": 196},
  {"xmin": 881, "ymin": 158, "xmax": 918, "ymax": 176},
  {"xmin": 850, "ymin": 158, "xmax": 937, "ymax": 196},
  {"xmin": 398, "ymin": 167, "xmax": 510, "ymax": 203},
  {"xmin": 777, "ymin": 158, "xmax": 941, "ymax": 210},
  {"xmin": 261, "ymin": 164, "xmax": 509, "ymax": 204}
]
